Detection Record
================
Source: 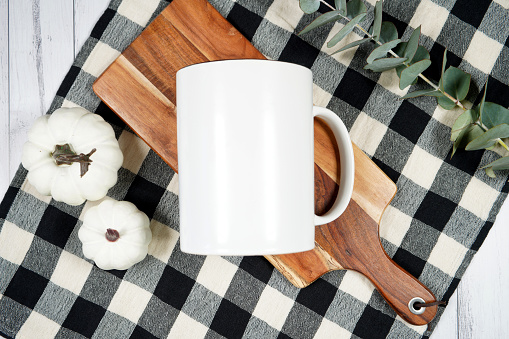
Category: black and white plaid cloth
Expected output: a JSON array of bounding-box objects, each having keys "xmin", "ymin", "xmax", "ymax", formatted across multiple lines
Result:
[{"xmin": 1, "ymin": 0, "xmax": 509, "ymax": 338}]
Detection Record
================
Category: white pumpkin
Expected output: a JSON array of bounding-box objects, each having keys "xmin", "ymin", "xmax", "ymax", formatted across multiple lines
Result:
[
  {"xmin": 78, "ymin": 200, "xmax": 152, "ymax": 270},
  {"xmin": 22, "ymin": 107, "xmax": 123, "ymax": 206}
]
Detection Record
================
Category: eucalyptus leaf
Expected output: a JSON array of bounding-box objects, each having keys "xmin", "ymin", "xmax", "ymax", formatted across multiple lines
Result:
[
  {"xmin": 441, "ymin": 66, "xmax": 471, "ymax": 102},
  {"xmin": 395, "ymin": 45, "xmax": 430, "ymax": 77},
  {"xmin": 485, "ymin": 166, "xmax": 496, "ymax": 178},
  {"xmin": 412, "ymin": 45, "xmax": 430, "ymax": 63},
  {"xmin": 472, "ymin": 105, "xmax": 480, "ymax": 120},
  {"xmin": 335, "ymin": 0, "xmax": 347, "ymax": 15},
  {"xmin": 379, "ymin": 21, "xmax": 398, "ymax": 44},
  {"xmin": 452, "ymin": 124, "xmax": 484, "ymax": 157},
  {"xmin": 393, "ymin": 41, "xmax": 406, "ymax": 58},
  {"xmin": 346, "ymin": 0, "xmax": 367, "ymax": 19},
  {"xmin": 482, "ymin": 156, "xmax": 509, "ymax": 170},
  {"xmin": 452, "ymin": 127, "xmax": 467, "ymax": 157},
  {"xmin": 402, "ymin": 26, "xmax": 421, "ymax": 62},
  {"xmin": 440, "ymin": 49, "xmax": 447, "ymax": 90},
  {"xmin": 327, "ymin": 13, "xmax": 367, "ymax": 47},
  {"xmin": 400, "ymin": 89, "xmax": 442, "ymax": 99},
  {"xmin": 399, "ymin": 59, "xmax": 431, "ymax": 89},
  {"xmin": 366, "ymin": 39, "xmax": 401, "ymax": 63},
  {"xmin": 481, "ymin": 101, "xmax": 509, "ymax": 129},
  {"xmin": 465, "ymin": 124, "xmax": 509, "ymax": 151},
  {"xmin": 299, "ymin": 11, "xmax": 341, "ymax": 35},
  {"xmin": 372, "ymin": 1, "xmax": 383, "ymax": 41},
  {"xmin": 437, "ymin": 94, "xmax": 456, "ymax": 110},
  {"xmin": 364, "ymin": 57, "xmax": 407, "ymax": 72},
  {"xmin": 299, "ymin": 0, "xmax": 320, "ymax": 14},
  {"xmin": 332, "ymin": 38, "xmax": 370, "ymax": 54},
  {"xmin": 451, "ymin": 108, "xmax": 478, "ymax": 141},
  {"xmin": 480, "ymin": 78, "xmax": 488, "ymax": 121},
  {"xmin": 394, "ymin": 42, "xmax": 407, "ymax": 77}
]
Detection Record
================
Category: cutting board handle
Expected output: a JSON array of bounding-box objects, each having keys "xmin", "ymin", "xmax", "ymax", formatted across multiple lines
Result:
[
  {"xmin": 357, "ymin": 239, "xmax": 437, "ymax": 325},
  {"xmin": 316, "ymin": 199, "xmax": 438, "ymax": 325}
]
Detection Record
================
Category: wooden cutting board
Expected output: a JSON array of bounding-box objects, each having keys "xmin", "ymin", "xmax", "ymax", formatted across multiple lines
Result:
[{"xmin": 93, "ymin": 0, "xmax": 437, "ymax": 325}]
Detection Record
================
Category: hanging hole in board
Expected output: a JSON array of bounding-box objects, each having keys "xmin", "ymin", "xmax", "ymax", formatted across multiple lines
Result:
[{"xmin": 408, "ymin": 297, "xmax": 425, "ymax": 315}]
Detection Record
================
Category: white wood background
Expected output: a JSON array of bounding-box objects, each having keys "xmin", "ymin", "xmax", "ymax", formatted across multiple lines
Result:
[{"xmin": 0, "ymin": 1, "xmax": 508, "ymax": 338}]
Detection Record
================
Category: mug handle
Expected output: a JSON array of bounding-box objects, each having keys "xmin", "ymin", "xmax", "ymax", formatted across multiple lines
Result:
[{"xmin": 313, "ymin": 106, "xmax": 355, "ymax": 226}]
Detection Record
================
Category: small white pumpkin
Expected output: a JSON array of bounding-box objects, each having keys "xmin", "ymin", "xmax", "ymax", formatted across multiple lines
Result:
[
  {"xmin": 22, "ymin": 107, "xmax": 123, "ymax": 206},
  {"xmin": 78, "ymin": 200, "xmax": 152, "ymax": 270}
]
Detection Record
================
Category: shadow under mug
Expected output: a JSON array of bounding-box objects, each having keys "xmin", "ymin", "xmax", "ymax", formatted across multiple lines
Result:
[{"xmin": 177, "ymin": 59, "xmax": 354, "ymax": 255}]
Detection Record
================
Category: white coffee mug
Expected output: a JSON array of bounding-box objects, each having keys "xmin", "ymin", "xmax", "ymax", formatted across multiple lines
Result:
[{"xmin": 177, "ymin": 59, "xmax": 354, "ymax": 255}]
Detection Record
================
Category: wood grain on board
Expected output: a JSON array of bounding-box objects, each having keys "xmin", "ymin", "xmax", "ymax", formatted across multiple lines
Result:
[
  {"xmin": 93, "ymin": 0, "xmax": 438, "ymax": 325},
  {"xmin": 315, "ymin": 163, "xmax": 437, "ymax": 325}
]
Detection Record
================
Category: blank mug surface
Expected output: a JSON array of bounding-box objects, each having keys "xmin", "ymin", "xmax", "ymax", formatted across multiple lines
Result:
[{"xmin": 177, "ymin": 60, "xmax": 314, "ymax": 255}]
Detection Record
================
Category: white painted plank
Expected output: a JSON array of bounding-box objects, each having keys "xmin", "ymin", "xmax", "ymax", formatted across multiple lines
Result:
[
  {"xmin": 9, "ymin": 0, "xmax": 73, "ymax": 180},
  {"xmin": 39, "ymin": 0, "xmax": 74, "ymax": 110},
  {"xmin": 0, "ymin": 0, "xmax": 8, "ymax": 200},
  {"xmin": 430, "ymin": 291, "xmax": 458, "ymax": 338},
  {"xmin": 74, "ymin": 0, "xmax": 111, "ymax": 57},
  {"xmin": 457, "ymin": 200, "xmax": 509, "ymax": 339}
]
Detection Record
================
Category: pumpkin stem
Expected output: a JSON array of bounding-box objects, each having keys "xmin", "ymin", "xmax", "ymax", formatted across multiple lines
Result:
[
  {"xmin": 52, "ymin": 143, "xmax": 96, "ymax": 177},
  {"xmin": 105, "ymin": 228, "xmax": 120, "ymax": 242}
]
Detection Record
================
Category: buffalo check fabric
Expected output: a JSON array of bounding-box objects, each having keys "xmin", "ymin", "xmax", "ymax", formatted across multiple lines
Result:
[{"xmin": 1, "ymin": 0, "xmax": 509, "ymax": 338}]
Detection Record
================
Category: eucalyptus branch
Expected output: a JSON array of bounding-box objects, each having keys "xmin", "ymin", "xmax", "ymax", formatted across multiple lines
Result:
[
  {"xmin": 319, "ymin": 0, "xmax": 466, "ymax": 110},
  {"xmin": 497, "ymin": 139, "xmax": 509, "ymax": 152},
  {"xmin": 298, "ymin": 0, "xmax": 509, "ymax": 177}
]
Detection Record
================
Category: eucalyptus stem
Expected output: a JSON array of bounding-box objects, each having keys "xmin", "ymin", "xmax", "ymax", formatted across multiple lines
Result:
[
  {"xmin": 319, "ymin": 0, "xmax": 468, "ymax": 111},
  {"xmin": 497, "ymin": 139, "xmax": 509, "ymax": 152}
]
